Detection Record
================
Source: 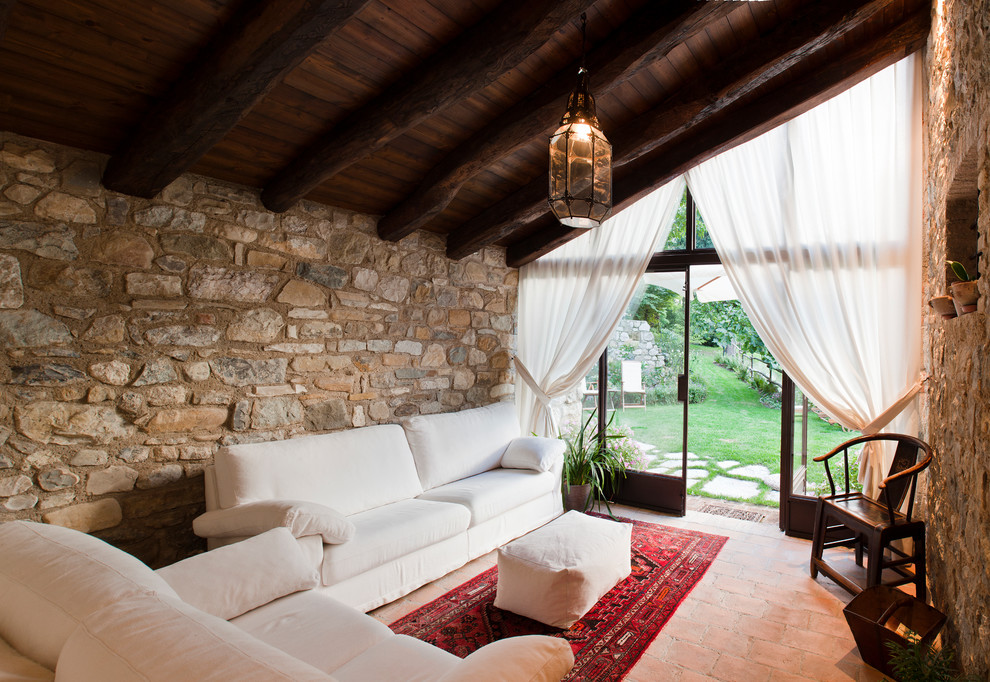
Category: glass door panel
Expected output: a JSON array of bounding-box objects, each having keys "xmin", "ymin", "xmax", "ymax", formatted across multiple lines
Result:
[
  {"xmin": 781, "ymin": 376, "xmax": 857, "ymax": 536},
  {"xmin": 608, "ymin": 270, "xmax": 688, "ymax": 515}
]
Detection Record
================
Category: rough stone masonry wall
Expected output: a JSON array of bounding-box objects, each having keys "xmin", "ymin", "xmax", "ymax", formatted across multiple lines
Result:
[
  {"xmin": 923, "ymin": 0, "xmax": 990, "ymax": 676},
  {"xmin": 0, "ymin": 131, "xmax": 516, "ymax": 567}
]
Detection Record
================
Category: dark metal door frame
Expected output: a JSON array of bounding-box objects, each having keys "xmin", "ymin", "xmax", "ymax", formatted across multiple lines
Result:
[
  {"xmin": 608, "ymin": 189, "xmax": 718, "ymax": 516},
  {"xmin": 780, "ymin": 373, "xmax": 820, "ymax": 537}
]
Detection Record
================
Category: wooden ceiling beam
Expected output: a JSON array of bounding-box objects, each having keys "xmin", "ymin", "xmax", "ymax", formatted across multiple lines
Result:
[
  {"xmin": 609, "ymin": 0, "xmax": 893, "ymax": 169},
  {"xmin": 101, "ymin": 0, "xmax": 371, "ymax": 199},
  {"xmin": 377, "ymin": 0, "xmax": 736, "ymax": 242},
  {"xmin": 505, "ymin": 8, "xmax": 931, "ymax": 267},
  {"xmin": 260, "ymin": 0, "xmax": 599, "ymax": 213},
  {"xmin": 447, "ymin": 0, "xmax": 890, "ymax": 261}
]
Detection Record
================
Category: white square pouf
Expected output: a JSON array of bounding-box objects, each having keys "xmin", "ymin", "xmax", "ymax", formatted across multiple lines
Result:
[{"xmin": 494, "ymin": 510, "xmax": 632, "ymax": 628}]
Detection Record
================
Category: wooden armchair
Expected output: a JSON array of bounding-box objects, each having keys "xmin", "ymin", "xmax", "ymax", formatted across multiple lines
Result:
[{"xmin": 809, "ymin": 433, "xmax": 933, "ymax": 601}]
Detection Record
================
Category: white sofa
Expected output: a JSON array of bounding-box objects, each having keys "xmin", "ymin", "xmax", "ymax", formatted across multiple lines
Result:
[
  {"xmin": 0, "ymin": 520, "xmax": 575, "ymax": 681},
  {"xmin": 194, "ymin": 402, "xmax": 565, "ymax": 611}
]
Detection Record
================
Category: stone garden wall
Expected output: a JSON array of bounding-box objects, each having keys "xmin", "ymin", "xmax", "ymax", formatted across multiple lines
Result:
[
  {"xmin": 0, "ymin": 131, "xmax": 516, "ymax": 567},
  {"xmin": 608, "ymin": 319, "xmax": 663, "ymax": 372},
  {"xmin": 923, "ymin": 0, "xmax": 990, "ymax": 675}
]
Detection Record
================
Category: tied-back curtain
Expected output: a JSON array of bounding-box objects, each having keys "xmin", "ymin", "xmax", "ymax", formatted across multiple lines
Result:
[
  {"xmin": 515, "ymin": 177, "xmax": 685, "ymax": 437},
  {"xmin": 686, "ymin": 54, "xmax": 922, "ymax": 497}
]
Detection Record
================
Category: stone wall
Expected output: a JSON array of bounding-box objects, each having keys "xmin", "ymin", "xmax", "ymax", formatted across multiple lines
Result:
[
  {"xmin": 923, "ymin": 0, "xmax": 990, "ymax": 676},
  {"xmin": 0, "ymin": 132, "xmax": 516, "ymax": 567},
  {"xmin": 609, "ymin": 319, "xmax": 664, "ymax": 372}
]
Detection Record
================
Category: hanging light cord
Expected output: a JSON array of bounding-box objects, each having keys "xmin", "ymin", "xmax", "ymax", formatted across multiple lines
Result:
[{"xmin": 579, "ymin": 13, "xmax": 588, "ymax": 72}]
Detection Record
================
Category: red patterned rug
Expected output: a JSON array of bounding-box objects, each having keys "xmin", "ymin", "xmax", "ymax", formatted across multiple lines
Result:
[{"xmin": 389, "ymin": 515, "xmax": 728, "ymax": 681}]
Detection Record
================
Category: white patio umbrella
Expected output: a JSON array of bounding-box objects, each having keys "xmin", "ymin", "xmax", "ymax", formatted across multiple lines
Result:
[{"xmin": 642, "ymin": 264, "xmax": 737, "ymax": 302}]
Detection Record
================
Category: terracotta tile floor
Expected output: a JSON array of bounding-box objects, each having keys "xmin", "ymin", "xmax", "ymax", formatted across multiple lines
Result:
[{"xmin": 369, "ymin": 502, "xmax": 887, "ymax": 681}]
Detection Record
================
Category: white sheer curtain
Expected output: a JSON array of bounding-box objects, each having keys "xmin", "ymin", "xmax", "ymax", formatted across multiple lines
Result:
[
  {"xmin": 515, "ymin": 177, "xmax": 685, "ymax": 437},
  {"xmin": 687, "ymin": 54, "xmax": 922, "ymax": 497}
]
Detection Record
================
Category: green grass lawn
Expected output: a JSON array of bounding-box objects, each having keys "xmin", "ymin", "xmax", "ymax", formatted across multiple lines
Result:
[{"xmin": 611, "ymin": 345, "xmax": 853, "ymax": 507}]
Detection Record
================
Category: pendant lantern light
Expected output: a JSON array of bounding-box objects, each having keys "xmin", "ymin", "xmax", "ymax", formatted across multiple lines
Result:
[{"xmin": 548, "ymin": 13, "xmax": 612, "ymax": 229}]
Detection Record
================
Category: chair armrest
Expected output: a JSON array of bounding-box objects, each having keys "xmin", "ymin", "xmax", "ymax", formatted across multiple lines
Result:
[
  {"xmin": 192, "ymin": 500, "xmax": 355, "ymax": 544},
  {"xmin": 501, "ymin": 436, "xmax": 565, "ymax": 473},
  {"xmin": 813, "ymin": 438, "xmax": 865, "ymax": 497},
  {"xmin": 813, "ymin": 432, "xmax": 883, "ymax": 463},
  {"xmin": 436, "ymin": 635, "xmax": 574, "ymax": 682}
]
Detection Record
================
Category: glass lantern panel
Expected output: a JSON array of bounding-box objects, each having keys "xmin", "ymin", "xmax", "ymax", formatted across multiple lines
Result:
[{"xmin": 549, "ymin": 131, "xmax": 568, "ymax": 199}]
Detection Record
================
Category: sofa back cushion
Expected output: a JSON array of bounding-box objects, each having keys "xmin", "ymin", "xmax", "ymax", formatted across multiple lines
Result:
[
  {"xmin": 402, "ymin": 402, "xmax": 521, "ymax": 491},
  {"xmin": 54, "ymin": 593, "xmax": 335, "ymax": 682},
  {"xmin": 214, "ymin": 425, "xmax": 423, "ymax": 516},
  {"xmin": 0, "ymin": 521, "xmax": 178, "ymax": 671}
]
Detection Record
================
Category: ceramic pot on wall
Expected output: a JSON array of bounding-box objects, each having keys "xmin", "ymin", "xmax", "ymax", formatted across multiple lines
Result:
[
  {"xmin": 929, "ymin": 295, "xmax": 957, "ymax": 319},
  {"xmin": 950, "ymin": 280, "xmax": 979, "ymax": 315}
]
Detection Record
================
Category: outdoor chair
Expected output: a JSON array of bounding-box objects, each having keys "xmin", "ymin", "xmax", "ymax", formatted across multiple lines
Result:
[
  {"xmin": 581, "ymin": 378, "xmax": 598, "ymax": 411},
  {"xmin": 620, "ymin": 361, "xmax": 646, "ymax": 409},
  {"xmin": 810, "ymin": 433, "xmax": 933, "ymax": 601}
]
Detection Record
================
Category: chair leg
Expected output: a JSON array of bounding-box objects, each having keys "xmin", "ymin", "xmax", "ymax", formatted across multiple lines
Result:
[
  {"xmin": 914, "ymin": 527, "xmax": 927, "ymax": 602},
  {"xmin": 866, "ymin": 533, "xmax": 884, "ymax": 590},
  {"xmin": 810, "ymin": 500, "xmax": 826, "ymax": 579},
  {"xmin": 855, "ymin": 535, "xmax": 864, "ymax": 566}
]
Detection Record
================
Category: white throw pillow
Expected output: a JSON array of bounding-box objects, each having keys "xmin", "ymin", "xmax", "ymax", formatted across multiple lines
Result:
[
  {"xmin": 500, "ymin": 437, "xmax": 564, "ymax": 472},
  {"xmin": 156, "ymin": 528, "xmax": 319, "ymax": 620},
  {"xmin": 193, "ymin": 499, "xmax": 356, "ymax": 544},
  {"xmin": 436, "ymin": 635, "xmax": 574, "ymax": 682},
  {"xmin": 54, "ymin": 593, "xmax": 334, "ymax": 682}
]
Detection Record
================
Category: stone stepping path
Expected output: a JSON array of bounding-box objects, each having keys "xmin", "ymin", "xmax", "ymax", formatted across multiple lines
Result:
[
  {"xmin": 644, "ymin": 452, "xmax": 780, "ymax": 502},
  {"xmin": 702, "ymin": 476, "xmax": 760, "ymax": 499},
  {"xmin": 726, "ymin": 464, "xmax": 770, "ymax": 478}
]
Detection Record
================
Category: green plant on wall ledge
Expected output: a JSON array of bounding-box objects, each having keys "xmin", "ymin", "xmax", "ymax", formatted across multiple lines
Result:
[
  {"xmin": 947, "ymin": 260, "xmax": 972, "ymax": 282},
  {"xmin": 946, "ymin": 260, "xmax": 980, "ymax": 316}
]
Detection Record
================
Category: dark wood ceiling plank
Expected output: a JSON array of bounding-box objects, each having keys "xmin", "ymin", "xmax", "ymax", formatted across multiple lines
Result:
[
  {"xmin": 102, "ymin": 0, "xmax": 372, "ymax": 199},
  {"xmin": 3, "ymin": 25, "xmax": 169, "ymax": 96},
  {"xmin": 447, "ymin": 0, "xmax": 893, "ymax": 261},
  {"xmin": 9, "ymin": 3, "xmax": 179, "ymax": 79},
  {"xmin": 17, "ymin": 0, "xmax": 208, "ymax": 63},
  {"xmin": 260, "ymin": 0, "xmax": 601, "ymax": 213},
  {"xmin": 379, "ymin": 0, "xmax": 735, "ymax": 243},
  {"xmin": 505, "ymin": 8, "xmax": 930, "ymax": 267},
  {"xmin": 0, "ymin": 0, "xmax": 16, "ymax": 42}
]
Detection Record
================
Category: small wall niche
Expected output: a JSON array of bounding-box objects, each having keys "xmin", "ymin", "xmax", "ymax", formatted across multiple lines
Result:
[{"xmin": 944, "ymin": 145, "xmax": 980, "ymax": 283}]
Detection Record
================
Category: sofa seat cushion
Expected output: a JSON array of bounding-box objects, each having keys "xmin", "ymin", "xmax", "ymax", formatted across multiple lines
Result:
[
  {"xmin": 322, "ymin": 499, "xmax": 470, "ymax": 585},
  {"xmin": 329, "ymin": 634, "xmax": 458, "ymax": 682},
  {"xmin": 417, "ymin": 469, "xmax": 557, "ymax": 526},
  {"xmin": 402, "ymin": 402, "xmax": 521, "ymax": 490},
  {"xmin": 0, "ymin": 521, "xmax": 178, "ymax": 671},
  {"xmin": 214, "ymin": 424, "xmax": 423, "ymax": 515},
  {"xmin": 231, "ymin": 591, "xmax": 392, "ymax": 674},
  {"xmin": 54, "ymin": 593, "xmax": 334, "ymax": 682}
]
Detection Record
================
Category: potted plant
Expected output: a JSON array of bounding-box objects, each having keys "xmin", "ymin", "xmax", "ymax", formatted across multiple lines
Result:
[
  {"xmin": 947, "ymin": 260, "xmax": 979, "ymax": 315},
  {"xmin": 560, "ymin": 411, "xmax": 632, "ymax": 515},
  {"xmin": 883, "ymin": 640, "xmax": 979, "ymax": 681}
]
